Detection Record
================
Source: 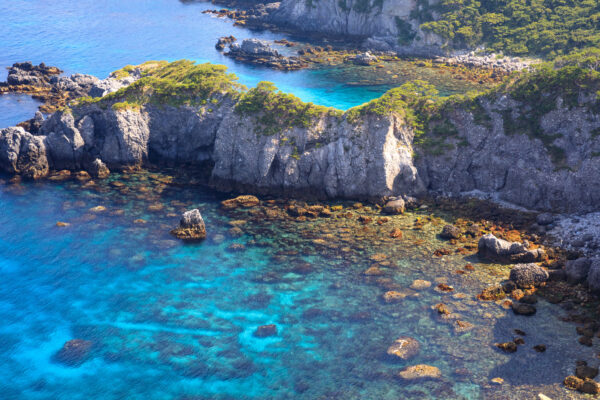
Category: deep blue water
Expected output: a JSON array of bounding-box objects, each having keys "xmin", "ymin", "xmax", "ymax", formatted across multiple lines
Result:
[
  {"xmin": 0, "ymin": 94, "xmax": 41, "ymax": 128},
  {"xmin": 0, "ymin": 172, "xmax": 590, "ymax": 399}
]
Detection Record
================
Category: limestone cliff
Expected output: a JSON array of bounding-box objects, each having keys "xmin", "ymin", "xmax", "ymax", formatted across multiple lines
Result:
[{"xmin": 2, "ymin": 60, "xmax": 600, "ymax": 213}]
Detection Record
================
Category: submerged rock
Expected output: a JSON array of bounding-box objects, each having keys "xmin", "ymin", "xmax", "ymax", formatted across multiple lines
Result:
[
  {"xmin": 53, "ymin": 339, "xmax": 93, "ymax": 366},
  {"xmin": 496, "ymin": 341, "xmax": 517, "ymax": 353},
  {"xmin": 511, "ymin": 302, "xmax": 536, "ymax": 316},
  {"xmin": 509, "ymin": 263, "xmax": 549, "ymax": 288},
  {"xmin": 170, "ymin": 209, "xmax": 207, "ymax": 241},
  {"xmin": 398, "ymin": 364, "xmax": 441, "ymax": 380},
  {"xmin": 386, "ymin": 337, "xmax": 420, "ymax": 360},
  {"xmin": 221, "ymin": 195, "xmax": 260, "ymax": 210},
  {"xmin": 253, "ymin": 324, "xmax": 277, "ymax": 338},
  {"xmin": 440, "ymin": 224, "xmax": 461, "ymax": 239},
  {"xmin": 478, "ymin": 234, "xmax": 544, "ymax": 263}
]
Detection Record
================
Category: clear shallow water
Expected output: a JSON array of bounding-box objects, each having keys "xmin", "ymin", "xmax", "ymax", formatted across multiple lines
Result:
[
  {"xmin": 0, "ymin": 0, "xmax": 483, "ymax": 121},
  {"xmin": 0, "ymin": 172, "xmax": 591, "ymax": 399},
  {"xmin": 0, "ymin": 94, "xmax": 41, "ymax": 128}
]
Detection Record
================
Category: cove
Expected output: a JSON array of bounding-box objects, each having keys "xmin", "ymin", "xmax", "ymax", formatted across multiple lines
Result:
[
  {"xmin": 0, "ymin": 0, "xmax": 482, "ymax": 115},
  {"xmin": 0, "ymin": 171, "xmax": 590, "ymax": 399}
]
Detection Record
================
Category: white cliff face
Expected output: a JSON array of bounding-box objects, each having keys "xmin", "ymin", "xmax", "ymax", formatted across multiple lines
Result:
[
  {"xmin": 268, "ymin": 0, "xmax": 443, "ymax": 53},
  {"xmin": 3, "ymin": 82, "xmax": 600, "ymax": 212},
  {"xmin": 271, "ymin": 0, "xmax": 416, "ymax": 37},
  {"xmin": 210, "ymin": 111, "xmax": 423, "ymax": 198}
]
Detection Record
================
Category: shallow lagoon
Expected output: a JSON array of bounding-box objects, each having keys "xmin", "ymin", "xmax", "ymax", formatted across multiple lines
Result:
[{"xmin": 0, "ymin": 171, "xmax": 592, "ymax": 399}]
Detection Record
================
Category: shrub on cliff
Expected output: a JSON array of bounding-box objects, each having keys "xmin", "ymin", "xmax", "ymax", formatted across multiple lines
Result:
[{"xmin": 235, "ymin": 81, "xmax": 342, "ymax": 135}]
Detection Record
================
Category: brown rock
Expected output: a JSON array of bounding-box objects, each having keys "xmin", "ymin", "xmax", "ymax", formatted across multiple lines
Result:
[
  {"xmin": 533, "ymin": 344, "xmax": 546, "ymax": 352},
  {"xmin": 221, "ymin": 195, "xmax": 260, "ymax": 210},
  {"xmin": 410, "ymin": 279, "xmax": 431, "ymax": 290},
  {"xmin": 564, "ymin": 375, "xmax": 583, "ymax": 390},
  {"xmin": 54, "ymin": 339, "xmax": 93, "ymax": 366},
  {"xmin": 386, "ymin": 337, "xmax": 420, "ymax": 360},
  {"xmin": 477, "ymin": 285, "xmax": 506, "ymax": 301},
  {"xmin": 576, "ymin": 365, "xmax": 598, "ymax": 380},
  {"xmin": 496, "ymin": 342, "xmax": 517, "ymax": 353},
  {"xmin": 398, "ymin": 364, "xmax": 441, "ymax": 380},
  {"xmin": 382, "ymin": 291, "xmax": 409, "ymax": 303},
  {"xmin": 390, "ymin": 228, "xmax": 403, "ymax": 238}
]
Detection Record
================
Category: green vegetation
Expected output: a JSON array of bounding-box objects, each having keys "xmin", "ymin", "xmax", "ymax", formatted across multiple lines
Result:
[
  {"xmin": 417, "ymin": 0, "xmax": 600, "ymax": 57},
  {"xmin": 76, "ymin": 60, "xmax": 243, "ymax": 109},
  {"xmin": 235, "ymin": 81, "xmax": 343, "ymax": 135}
]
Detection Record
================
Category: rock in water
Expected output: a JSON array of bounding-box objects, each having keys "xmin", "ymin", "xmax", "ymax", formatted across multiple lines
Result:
[
  {"xmin": 221, "ymin": 195, "xmax": 260, "ymax": 210},
  {"xmin": 509, "ymin": 263, "xmax": 549, "ymax": 288},
  {"xmin": 440, "ymin": 224, "xmax": 461, "ymax": 239},
  {"xmin": 398, "ymin": 364, "xmax": 441, "ymax": 380},
  {"xmin": 88, "ymin": 158, "xmax": 110, "ymax": 179},
  {"xmin": 170, "ymin": 209, "xmax": 207, "ymax": 241},
  {"xmin": 350, "ymin": 52, "xmax": 379, "ymax": 66},
  {"xmin": 53, "ymin": 339, "xmax": 93, "ymax": 366},
  {"xmin": 253, "ymin": 324, "xmax": 277, "ymax": 337},
  {"xmin": 478, "ymin": 234, "xmax": 544, "ymax": 263},
  {"xmin": 386, "ymin": 337, "xmax": 420, "ymax": 360},
  {"xmin": 586, "ymin": 259, "xmax": 600, "ymax": 292},
  {"xmin": 382, "ymin": 198, "xmax": 405, "ymax": 215}
]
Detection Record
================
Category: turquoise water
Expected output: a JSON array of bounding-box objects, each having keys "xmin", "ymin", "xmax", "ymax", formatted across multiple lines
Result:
[{"xmin": 0, "ymin": 172, "xmax": 590, "ymax": 399}]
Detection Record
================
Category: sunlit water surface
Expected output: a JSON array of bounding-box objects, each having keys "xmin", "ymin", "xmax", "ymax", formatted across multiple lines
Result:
[{"xmin": 0, "ymin": 172, "xmax": 591, "ymax": 399}]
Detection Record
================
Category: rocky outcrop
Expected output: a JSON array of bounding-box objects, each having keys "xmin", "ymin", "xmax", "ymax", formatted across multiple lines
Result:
[
  {"xmin": 225, "ymin": 39, "xmax": 309, "ymax": 70},
  {"xmin": 3, "ymin": 60, "xmax": 600, "ymax": 215},
  {"xmin": 170, "ymin": 209, "xmax": 207, "ymax": 241},
  {"xmin": 508, "ymin": 263, "xmax": 549, "ymax": 288},
  {"xmin": 477, "ymin": 234, "xmax": 544, "ymax": 263}
]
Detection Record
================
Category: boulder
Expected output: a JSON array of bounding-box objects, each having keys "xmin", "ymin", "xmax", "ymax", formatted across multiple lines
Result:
[
  {"xmin": 536, "ymin": 213, "xmax": 555, "ymax": 226},
  {"xmin": 386, "ymin": 337, "xmax": 420, "ymax": 360},
  {"xmin": 88, "ymin": 158, "xmax": 110, "ymax": 179},
  {"xmin": 511, "ymin": 302, "xmax": 537, "ymax": 316},
  {"xmin": 398, "ymin": 364, "xmax": 441, "ymax": 380},
  {"xmin": 53, "ymin": 339, "xmax": 93, "ymax": 366},
  {"xmin": 565, "ymin": 258, "xmax": 592, "ymax": 284},
  {"xmin": 237, "ymin": 39, "xmax": 280, "ymax": 57},
  {"xmin": 170, "ymin": 209, "xmax": 207, "ymax": 241},
  {"xmin": 382, "ymin": 198, "xmax": 405, "ymax": 215},
  {"xmin": 440, "ymin": 224, "xmax": 461, "ymax": 239},
  {"xmin": 350, "ymin": 52, "xmax": 379, "ymax": 66},
  {"xmin": 509, "ymin": 263, "xmax": 549, "ymax": 288},
  {"xmin": 478, "ymin": 234, "xmax": 543, "ymax": 263}
]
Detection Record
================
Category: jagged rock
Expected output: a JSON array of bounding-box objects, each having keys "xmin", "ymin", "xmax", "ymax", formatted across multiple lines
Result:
[
  {"xmin": 509, "ymin": 263, "xmax": 549, "ymax": 288},
  {"xmin": 478, "ymin": 234, "xmax": 544, "ymax": 263},
  {"xmin": 496, "ymin": 342, "xmax": 517, "ymax": 353},
  {"xmin": 6, "ymin": 61, "xmax": 62, "ymax": 86},
  {"xmin": 440, "ymin": 224, "xmax": 461, "ymax": 239},
  {"xmin": 170, "ymin": 209, "xmax": 207, "ymax": 241},
  {"xmin": 0, "ymin": 126, "xmax": 49, "ymax": 179},
  {"xmin": 216, "ymin": 35, "xmax": 237, "ymax": 50},
  {"xmin": 53, "ymin": 339, "xmax": 93, "ymax": 366},
  {"xmin": 235, "ymin": 39, "xmax": 279, "ymax": 57},
  {"xmin": 398, "ymin": 364, "xmax": 442, "ymax": 380},
  {"xmin": 565, "ymin": 258, "xmax": 592, "ymax": 284},
  {"xmin": 386, "ymin": 337, "xmax": 420, "ymax": 360}
]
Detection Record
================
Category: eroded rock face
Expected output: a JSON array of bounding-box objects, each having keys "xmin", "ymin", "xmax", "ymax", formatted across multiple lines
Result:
[
  {"xmin": 0, "ymin": 126, "xmax": 49, "ymax": 179},
  {"xmin": 170, "ymin": 209, "xmax": 207, "ymax": 241}
]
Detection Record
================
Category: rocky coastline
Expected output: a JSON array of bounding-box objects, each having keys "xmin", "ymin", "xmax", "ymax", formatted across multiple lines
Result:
[{"xmin": 3, "ymin": 58, "xmax": 600, "ymax": 295}]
